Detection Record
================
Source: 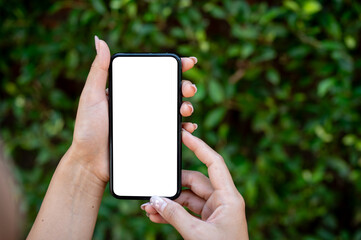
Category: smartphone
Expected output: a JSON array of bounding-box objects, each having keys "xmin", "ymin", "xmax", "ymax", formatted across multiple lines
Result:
[{"xmin": 109, "ymin": 53, "xmax": 182, "ymax": 200}]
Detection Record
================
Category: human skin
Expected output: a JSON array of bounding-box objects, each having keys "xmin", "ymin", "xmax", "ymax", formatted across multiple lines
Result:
[
  {"xmin": 142, "ymin": 130, "xmax": 249, "ymax": 240},
  {"xmin": 27, "ymin": 37, "xmax": 198, "ymax": 239},
  {"xmin": 0, "ymin": 152, "xmax": 19, "ymax": 240}
]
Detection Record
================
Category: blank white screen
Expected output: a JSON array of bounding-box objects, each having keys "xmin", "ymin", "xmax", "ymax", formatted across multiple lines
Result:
[{"xmin": 112, "ymin": 56, "xmax": 179, "ymax": 197}]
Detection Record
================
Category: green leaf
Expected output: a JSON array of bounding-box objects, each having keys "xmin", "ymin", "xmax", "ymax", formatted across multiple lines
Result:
[
  {"xmin": 317, "ymin": 78, "xmax": 335, "ymax": 97},
  {"xmin": 342, "ymin": 134, "xmax": 356, "ymax": 146},
  {"xmin": 240, "ymin": 43, "xmax": 254, "ymax": 59},
  {"xmin": 204, "ymin": 107, "xmax": 227, "ymax": 129},
  {"xmin": 266, "ymin": 68, "xmax": 280, "ymax": 85},
  {"xmin": 110, "ymin": 0, "xmax": 125, "ymax": 10},
  {"xmin": 65, "ymin": 49, "xmax": 79, "ymax": 69},
  {"xmin": 252, "ymin": 48, "xmax": 276, "ymax": 63},
  {"xmin": 91, "ymin": 0, "xmax": 107, "ymax": 14},
  {"xmin": 232, "ymin": 25, "xmax": 259, "ymax": 40},
  {"xmin": 283, "ymin": 0, "xmax": 299, "ymax": 11},
  {"xmin": 345, "ymin": 35, "xmax": 357, "ymax": 49},
  {"xmin": 323, "ymin": 14, "xmax": 341, "ymax": 39},
  {"xmin": 208, "ymin": 80, "xmax": 225, "ymax": 103},
  {"xmin": 315, "ymin": 125, "xmax": 333, "ymax": 142},
  {"xmin": 303, "ymin": 1, "xmax": 322, "ymax": 15}
]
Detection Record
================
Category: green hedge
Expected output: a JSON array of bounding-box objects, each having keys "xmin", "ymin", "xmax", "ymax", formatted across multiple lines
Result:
[{"xmin": 1, "ymin": 0, "xmax": 361, "ymax": 239}]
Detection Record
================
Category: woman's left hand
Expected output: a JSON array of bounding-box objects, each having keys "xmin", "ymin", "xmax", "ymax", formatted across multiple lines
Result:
[{"xmin": 70, "ymin": 37, "xmax": 199, "ymax": 184}]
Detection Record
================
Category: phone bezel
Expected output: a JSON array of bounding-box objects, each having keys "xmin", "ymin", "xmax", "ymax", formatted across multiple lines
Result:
[{"xmin": 109, "ymin": 53, "xmax": 182, "ymax": 200}]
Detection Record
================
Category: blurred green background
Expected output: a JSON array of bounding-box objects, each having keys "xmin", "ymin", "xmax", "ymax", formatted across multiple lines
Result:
[{"xmin": 1, "ymin": 0, "xmax": 361, "ymax": 239}]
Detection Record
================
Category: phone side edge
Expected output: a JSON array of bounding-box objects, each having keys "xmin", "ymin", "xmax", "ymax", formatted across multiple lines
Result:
[
  {"xmin": 168, "ymin": 53, "xmax": 182, "ymax": 200},
  {"xmin": 109, "ymin": 54, "xmax": 116, "ymax": 198}
]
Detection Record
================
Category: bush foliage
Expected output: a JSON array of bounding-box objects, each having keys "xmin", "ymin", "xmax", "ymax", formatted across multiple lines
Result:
[{"xmin": 1, "ymin": 0, "xmax": 361, "ymax": 239}]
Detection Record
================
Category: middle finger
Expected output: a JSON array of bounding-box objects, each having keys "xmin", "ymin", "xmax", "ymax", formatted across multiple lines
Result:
[
  {"xmin": 180, "ymin": 101, "xmax": 194, "ymax": 117},
  {"xmin": 182, "ymin": 80, "xmax": 197, "ymax": 98}
]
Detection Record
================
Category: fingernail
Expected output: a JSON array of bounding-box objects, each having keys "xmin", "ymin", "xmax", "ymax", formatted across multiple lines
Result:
[
  {"xmin": 188, "ymin": 104, "xmax": 194, "ymax": 113},
  {"xmin": 141, "ymin": 202, "xmax": 149, "ymax": 210},
  {"xmin": 150, "ymin": 196, "xmax": 167, "ymax": 212},
  {"xmin": 190, "ymin": 56, "xmax": 198, "ymax": 64},
  {"xmin": 191, "ymin": 84, "xmax": 197, "ymax": 93},
  {"xmin": 94, "ymin": 35, "xmax": 100, "ymax": 54},
  {"xmin": 193, "ymin": 123, "xmax": 198, "ymax": 130},
  {"xmin": 182, "ymin": 128, "xmax": 190, "ymax": 134}
]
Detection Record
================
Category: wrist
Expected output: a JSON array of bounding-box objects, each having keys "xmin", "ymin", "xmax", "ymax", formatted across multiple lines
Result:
[
  {"xmin": 28, "ymin": 146, "xmax": 106, "ymax": 239},
  {"xmin": 59, "ymin": 146, "xmax": 107, "ymax": 199}
]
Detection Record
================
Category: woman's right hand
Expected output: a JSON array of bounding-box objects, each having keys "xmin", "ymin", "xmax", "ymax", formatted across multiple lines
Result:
[{"xmin": 141, "ymin": 129, "xmax": 249, "ymax": 240}]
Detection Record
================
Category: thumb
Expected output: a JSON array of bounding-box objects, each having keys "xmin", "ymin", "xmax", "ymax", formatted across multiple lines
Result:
[
  {"xmin": 81, "ymin": 36, "xmax": 111, "ymax": 103},
  {"xmin": 150, "ymin": 196, "xmax": 204, "ymax": 238}
]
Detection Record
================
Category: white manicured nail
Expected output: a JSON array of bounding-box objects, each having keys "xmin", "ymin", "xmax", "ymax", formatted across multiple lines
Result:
[
  {"xmin": 191, "ymin": 84, "xmax": 197, "ymax": 93},
  {"xmin": 189, "ymin": 56, "xmax": 198, "ymax": 64},
  {"xmin": 140, "ymin": 202, "xmax": 150, "ymax": 210},
  {"xmin": 188, "ymin": 104, "xmax": 194, "ymax": 113},
  {"xmin": 150, "ymin": 196, "xmax": 167, "ymax": 212},
  {"xmin": 94, "ymin": 35, "xmax": 100, "ymax": 54}
]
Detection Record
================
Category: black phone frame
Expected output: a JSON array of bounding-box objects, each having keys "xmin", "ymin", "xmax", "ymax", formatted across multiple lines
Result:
[{"xmin": 109, "ymin": 53, "xmax": 182, "ymax": 200}]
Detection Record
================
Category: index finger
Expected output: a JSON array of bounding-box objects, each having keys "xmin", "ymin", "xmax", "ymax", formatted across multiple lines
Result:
[
  {"xmin": 182, "ymin": 129, "xmax": 236, "ymax": 191},
  {"xmin": 181, "ymin": 57, "xmax": 197, "ymax": 72}
]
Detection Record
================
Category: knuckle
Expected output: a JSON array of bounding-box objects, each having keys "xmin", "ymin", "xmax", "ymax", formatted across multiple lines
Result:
[
  {"xmin": 164, "ymin": 205, "xmax": 177, "ymax": 221},
  {"xmin": 238, "ymin": 195, "xmax": 246, "ymax": 209},
  {"xmin": 188, "ymin": 171, "xmax": 204, "ymax": 184},
  {"xmin": 207, "ymin": 154, "xmax": 224, "ymax": 168},
  {"xmin": 183, "ymin": 171, "xmax": 193, "ymax": 187},
  {"xmin": 214, "ymin": 153, "xmax": 224, "ymax": 162},
  {"xmin": 232, "ymin": 194, "xmax": 246, "ymax": 210},
  {"xmin": 194, "ymin": 171, "xmax": 207, "ymax": 182},
  {"xmin": 194, "ymin": 170, "xmax": 204, "ymax": 178},
  {"xmin": 90, "ymin": 62, "xmax": 108, "ymax": 74},
  {"xmin": 183, "ymin": 194, "xmax": 191, "ymax": 207},
  {"xmin": 79, "ymin": 90, "xmax": 96, "ymax": 104},
  {"xmin": 90, "ymin": 63, "xmax": 99, "ymax": 72},
  {"xmin": 79, "ymin": 93, "xmax": 89, "ymax": 105}
]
